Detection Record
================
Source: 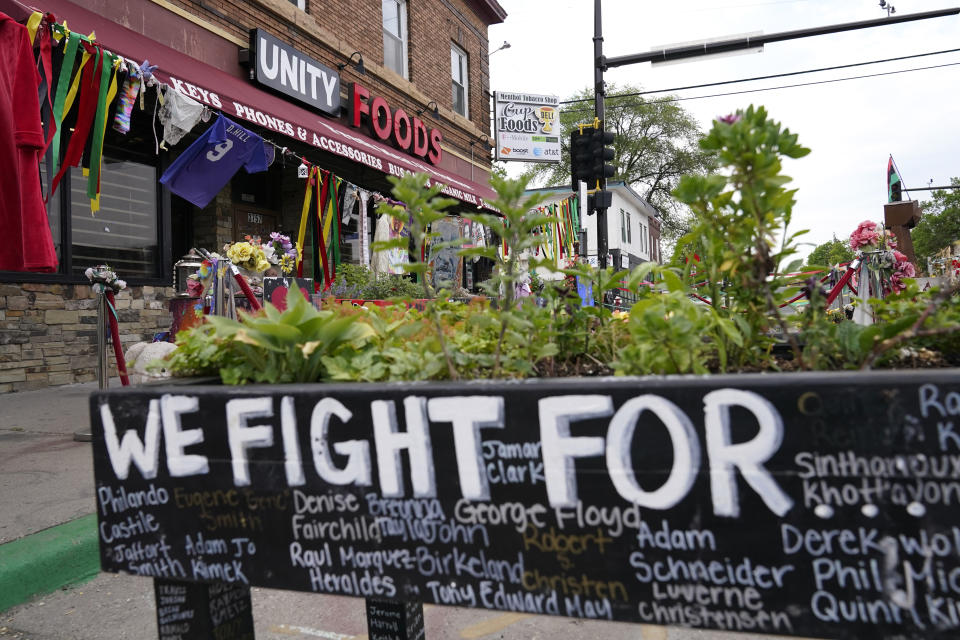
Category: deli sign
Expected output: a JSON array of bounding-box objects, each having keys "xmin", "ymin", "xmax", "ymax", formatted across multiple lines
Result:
[
  {"xmin": 348, "ymin": 83, "xmax": 443, "ymax": 165},
  {"xmin": 250, "ymin": 29, "xmax": 340, "ymax": 117}
]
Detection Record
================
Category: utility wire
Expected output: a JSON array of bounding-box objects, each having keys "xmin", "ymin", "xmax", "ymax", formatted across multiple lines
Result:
[
  {"xmin": 560, "ymin": 46, "xmax": 960, "ymax": 105},
  {"xmin": 559, "ymin": 59, "xmax": 960, "ymax": 117}
]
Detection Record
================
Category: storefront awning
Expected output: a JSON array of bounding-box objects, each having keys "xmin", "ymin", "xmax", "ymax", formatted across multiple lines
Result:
[{"xmin": 14, "ymin": 0, "xmax": 498, "ymax": 209}]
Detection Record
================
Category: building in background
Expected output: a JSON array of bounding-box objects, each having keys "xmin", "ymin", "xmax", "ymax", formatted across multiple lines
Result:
[
  {"xmin": 0, "ymin": 0, "xmax": 505, "ymax": 391},
  {"xmin": 527, "ymin": 182, "xmax": 662, "ymax": 269}
]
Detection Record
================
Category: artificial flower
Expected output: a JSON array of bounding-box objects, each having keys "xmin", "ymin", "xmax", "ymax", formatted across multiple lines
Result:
[{"xmin": 84, "ymin": 264, "xmax": 126, "ymax": 294}]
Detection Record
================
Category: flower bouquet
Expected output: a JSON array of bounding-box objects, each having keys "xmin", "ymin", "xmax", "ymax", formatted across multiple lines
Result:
[
  {"xmin": 224, "ymin": 233, "xmax": 298, "ymax": 278},
  {"xmin": 83, "ymin": 264, "xmax": 129, "ymax": 385},
  {"xmin": 847, "ymin": 220, "xmax": 915, "ymax": 297},
  {"xmin": 84, "ymin": 264, "xmax": 127, "ymax": 294}
]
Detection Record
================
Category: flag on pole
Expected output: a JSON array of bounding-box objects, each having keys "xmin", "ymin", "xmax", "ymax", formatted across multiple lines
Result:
[{"xmin": 887, "ymin": 155, "xmax": 902, "ymax": 203}]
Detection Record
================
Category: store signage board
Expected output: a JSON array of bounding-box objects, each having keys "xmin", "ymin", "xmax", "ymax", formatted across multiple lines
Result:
[
  {"xmin": 347, "ymin": 83, "xmax": 443, "ymax": 165},
  {"xmin": 91, "ymin": 371, "xmax": 960, "ymax": 638},
  {"xmin": 250, "ymin": 29, "xmax": 340, "ymax": 117},
  {"xmin": 493, "ymin": 91, "xmax": 561, "ymax": 163}
]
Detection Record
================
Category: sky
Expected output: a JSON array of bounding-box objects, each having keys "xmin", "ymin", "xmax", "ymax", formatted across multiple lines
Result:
[{"xmin": 488, "ymin": 0, "xmax": 960, "ymax": 256}]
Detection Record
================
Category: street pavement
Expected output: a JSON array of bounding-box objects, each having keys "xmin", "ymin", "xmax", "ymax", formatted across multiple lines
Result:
[{"xmin": 0, "ymin": 382, "xmax": 817, "ymax": 640}]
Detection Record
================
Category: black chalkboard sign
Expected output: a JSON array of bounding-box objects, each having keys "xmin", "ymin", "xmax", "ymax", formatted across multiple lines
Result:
[
  {"xmin": 154, "ymin": 579, "xmax": 253, "ymax": 640},
  {"xmin": 365, "ymin": 598, "xmax": 425, "ymax": 640},
  {"xmin": 90, "ymin": 370, "xmax": 960, "ymax": 639}
]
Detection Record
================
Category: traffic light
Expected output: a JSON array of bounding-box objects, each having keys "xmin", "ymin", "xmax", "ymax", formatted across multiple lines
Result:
[
  {"xmin": 569, "ymin": 128, "xmax": 592, "ymax": 192},
  {"xmin": 590, "ymin": 129, "xmax": 615, "ymax": 186},
  {"xmin": 587, "ymin": 190, "xmax": 612, "ymax": 215},
  {"xmin": 570, "ymin": 123, "xmax": 615, "ymax": 214}
]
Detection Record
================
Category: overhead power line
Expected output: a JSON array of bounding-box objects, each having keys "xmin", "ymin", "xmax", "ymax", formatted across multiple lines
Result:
[
  {"xmin": 559, "ymin": 59, "xmax": 960, "ymax": 117},
  {"xmin": 559, "ymin": 46, "xmax": 960, "ymax": 106}
]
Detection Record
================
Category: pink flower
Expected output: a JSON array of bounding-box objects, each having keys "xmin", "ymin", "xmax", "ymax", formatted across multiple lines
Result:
[
  {"xmin": 889, "ymin": 272, "xmax": 906, "ymax": 293},
  {"xmin": 717, "ymin": 114, "xmax": 741, "ymax": 125},
  {"xmin": 849, "ymin": 220, "xmax": 880, "ymax": 251}
]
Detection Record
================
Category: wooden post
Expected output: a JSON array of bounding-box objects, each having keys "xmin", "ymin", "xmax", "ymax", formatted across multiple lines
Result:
[
  {"xmin": 884, "ymin": 200, "xmax": 922, "ymax": 265},
  {"xmin": 154, "ymin": 579, "xmax": 254, "ymax": 640}
]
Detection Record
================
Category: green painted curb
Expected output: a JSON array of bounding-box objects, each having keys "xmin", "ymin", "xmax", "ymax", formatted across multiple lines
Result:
[{"xmin": 0, "ymin": 514, "xmax": 100, "ymax": 613}]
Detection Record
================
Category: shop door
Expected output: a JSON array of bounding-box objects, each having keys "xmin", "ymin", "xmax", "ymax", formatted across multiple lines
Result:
[{"xmin": 233, "ymin": 206, "xmax": 279, "ymax": 242}]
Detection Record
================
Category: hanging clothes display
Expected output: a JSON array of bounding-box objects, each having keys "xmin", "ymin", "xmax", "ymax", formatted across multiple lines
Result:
[
  {"xmin": 159, "ymin": 114, "xmax": 269, "ymax": 208},
  {"xmin": 157, "ymin": 85, "xmax": 205, "ymax": 148},
  {"xmin": 112, "ymin": 60, "xmax": 142, "ymax": 134},
  {"xmin": 387, "ymin": 214, "xmax": 409, "ymax": 275},
  {"xmin": 371, "ymin": 213, "xmax": 392, "ymax": 275},
  {"xmin": 357, "ymin": 189, "xmax": 370, "ymax": 267},
  {"xmin": 0, "ymin": 11, "xmax": 58, "ymax": 272}
]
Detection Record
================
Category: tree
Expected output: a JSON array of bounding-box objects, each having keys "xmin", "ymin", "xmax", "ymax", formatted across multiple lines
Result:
[
  {"xmin": 804, "ymin": 236, "xmax": 854, "ymax": 269},
  {"xmin": 914, "ymin": 178, "xmax": 960, "ymax": 273},
  {"xmin": 519, "ymin": 83, "xmax": 714, "ymax": 241}
]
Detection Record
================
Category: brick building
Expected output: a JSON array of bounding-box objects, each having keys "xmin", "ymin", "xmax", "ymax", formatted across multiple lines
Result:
[{"xmin": 0, "ymin": 0, "xmax": 505, "ymax": 391}]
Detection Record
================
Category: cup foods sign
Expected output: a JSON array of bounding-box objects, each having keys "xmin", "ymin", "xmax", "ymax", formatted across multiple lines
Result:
[{"xmin": 494, "ymin": 91, "xmax": 561, "ymax": 163}]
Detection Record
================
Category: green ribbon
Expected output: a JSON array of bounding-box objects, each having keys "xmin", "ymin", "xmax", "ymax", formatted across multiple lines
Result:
[
  {"xmin": 49, "ymin": 31, "xmax": 80, "ymax": 180},
  {"xmin": 86, "ymin": 51, "xmax": 115, "ymax": 201}
]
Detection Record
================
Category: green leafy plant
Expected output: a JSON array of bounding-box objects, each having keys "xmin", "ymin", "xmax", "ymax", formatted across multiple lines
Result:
[
  {"xmin": 615, "ymin": 264, "xmax": 742, "ymax": 375},
  {"xmin": 672, "ymin": 106, "xmax": 810, "ymax": 368},
  {"xmin": 181, "ymin": 286, "xmax": 376, "ymax": 384},
  {"xmin": 163, "ymin": 111, "xmax": 960, "ymax": 386}
]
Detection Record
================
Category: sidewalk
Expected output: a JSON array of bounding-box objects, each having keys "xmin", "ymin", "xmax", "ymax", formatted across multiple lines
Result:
[{"xmin": 0, "ymin": 381, "xmax": 104, "ymax": 611}]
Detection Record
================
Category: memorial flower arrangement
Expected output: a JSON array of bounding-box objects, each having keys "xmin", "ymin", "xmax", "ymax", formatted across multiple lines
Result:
[
  {"xmin": 224, "ymin": 233, "xmax": 298, "ymax": 275},
  {"xmin": 266, "ymin": 232, "xmax": 298, "ymax": 275},
  {"xmin": 847, "ymin": 220, "xmax": 916, "ymax": 295},
  {"xmin": 224, "ymin": 239, "xmax": 271, "ymax": 274},
  {"xmin": 848, "ymin": 219, "xmax": 897, "ymax": 252},
  {"xmin": 84, "ymin": 264, "xmax": 127, "ymax": 294}
]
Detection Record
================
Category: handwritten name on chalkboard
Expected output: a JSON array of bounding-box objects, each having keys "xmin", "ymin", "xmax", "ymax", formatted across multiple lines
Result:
[{"xmin": 91, "ymin": 373, "xmax": 960, "ymax": 640}]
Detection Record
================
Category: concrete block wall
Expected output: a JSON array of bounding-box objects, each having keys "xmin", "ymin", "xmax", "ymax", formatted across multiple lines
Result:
[{"xmin": 0, "ymin": 284, "xmax": 173, "ymax": 392}]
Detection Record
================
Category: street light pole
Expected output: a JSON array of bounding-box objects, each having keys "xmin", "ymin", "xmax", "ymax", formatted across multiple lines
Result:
[
  {"xmin": 594, "ymin": 0, "xmax": 608, "ymax": 270},
  {"xmin": 602, "ymin": 7, "xmax": 959, "ymax": 69}
]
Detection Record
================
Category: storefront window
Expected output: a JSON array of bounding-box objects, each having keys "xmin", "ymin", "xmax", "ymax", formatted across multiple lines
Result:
[
  {"xmin": 451, "ymin": 43, "xmax": 468, "ymax": 117},
  {"xmin": 3, "ymin": 114, "xmax": 168, "ymax": 283},
  {"xmin": 382, "ymin": 0, "xmax": 408, "ymax": 78},
  {"xmin": 69, "ymin": 157, "xmax": 159, "ymax": 278}
]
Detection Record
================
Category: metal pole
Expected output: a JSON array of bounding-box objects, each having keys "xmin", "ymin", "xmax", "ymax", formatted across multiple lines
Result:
[
  {"xmin": 594, "ymin": 0, "xmax": 608, "ymax": 270},
  {"xmin": 604, "ymin": 7, "xmax": 960, "ymax": 68},
  {"xmin": 97, "ymin": 292, "xmax": 109, "ymax": 389},
  {"xmin": 75, "ymin": 291, "xmax": 109, "ymax": 442}
]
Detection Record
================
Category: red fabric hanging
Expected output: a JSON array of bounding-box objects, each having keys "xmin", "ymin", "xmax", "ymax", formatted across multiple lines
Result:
[
  {"xmin": 316, "ymin": 171, "xmax": 332, "ymax": 289},
  {"xmin": 0, "ymin": 11, "xmax": 58, "ymax": 272},
  {"xmin": 34, "ymin": 15, "xmax": 57, "ymax": 155},
  {"xmin": 48, "ymin": 40, "xmax": 103, "ymax": 200}
]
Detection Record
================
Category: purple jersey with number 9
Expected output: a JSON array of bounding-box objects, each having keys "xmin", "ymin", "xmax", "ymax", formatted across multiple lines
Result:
[{"xmin": 159, "ymin": 114, "xmax": 269, "ymax": 208}]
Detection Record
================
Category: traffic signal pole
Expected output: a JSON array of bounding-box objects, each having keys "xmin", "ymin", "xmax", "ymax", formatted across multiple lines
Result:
[
  {"xmin": 585, "ymin": 3, "xmax": 957, "ymax": 273},
  {"xmin": 594, "ymin": 0, "xmax": 608, "ymax": 269}
]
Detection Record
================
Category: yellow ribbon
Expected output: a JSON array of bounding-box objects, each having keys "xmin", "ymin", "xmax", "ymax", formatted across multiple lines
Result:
[
  {"xmin": 26, "ymin": 12, "xmax": 43, "ymax": 45},
  {"xmin": 89, "ymin": 58, "xmax": 121, "ymax": 213},
  {"xmin": 295, "ymin": 167, "xmax": 318, "ymax": 271}
]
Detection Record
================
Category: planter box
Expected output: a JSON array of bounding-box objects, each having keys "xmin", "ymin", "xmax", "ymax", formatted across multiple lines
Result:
[{"xmin": 90, "ymin": 369, "xmax": 960, "ymax": 639}]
